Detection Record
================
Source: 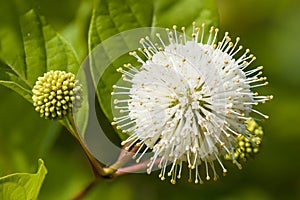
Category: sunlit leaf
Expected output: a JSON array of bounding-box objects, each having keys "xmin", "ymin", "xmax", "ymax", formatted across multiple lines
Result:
[{"xmin": 0, "ymin": 159, "xmax": 47, "ymax": 200}]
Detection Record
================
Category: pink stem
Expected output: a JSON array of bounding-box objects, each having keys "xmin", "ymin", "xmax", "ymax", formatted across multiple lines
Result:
[
  {"xmin": 109, "ymin": 142, "xmax": 140, "ymax": 170},
  {"xmin": 115, "ymin": 157, "xmax": 162, "ymax": 176}
]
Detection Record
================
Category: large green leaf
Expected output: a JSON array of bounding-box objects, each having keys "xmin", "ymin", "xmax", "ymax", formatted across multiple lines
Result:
[
  {"xmin": 88, "ymin": 0, "xmax": 219, "ymax": 139},
  {"xmin": 0, "ymin": 9, "xmax": 89, "ymax": 133},
  {"xmin": 0, "ymin": 9, "xmax": 80, "ymax": 101},
  {"xmin": 20, "ymin": 9, "xmax": 79, "ymax": 86},
  {"xmin": 0, "ymin": 159, "xmax": 47, "ymax": 200}
]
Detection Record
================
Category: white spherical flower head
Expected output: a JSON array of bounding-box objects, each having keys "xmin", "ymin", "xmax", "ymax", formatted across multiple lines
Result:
[{"xmin": 112, "ymin": 23, "xmax": 272, "ymax": 184}]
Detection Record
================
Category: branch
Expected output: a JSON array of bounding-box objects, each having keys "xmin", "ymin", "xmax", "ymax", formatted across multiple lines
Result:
[{"xmin": 70, "ymin": 178, "xmax": 98, "ymax": 200}]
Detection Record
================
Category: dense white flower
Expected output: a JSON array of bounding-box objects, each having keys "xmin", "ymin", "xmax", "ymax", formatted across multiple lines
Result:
[{"xmin": 112, "ymin": 23, "xmax": 272, "ymax": 184}]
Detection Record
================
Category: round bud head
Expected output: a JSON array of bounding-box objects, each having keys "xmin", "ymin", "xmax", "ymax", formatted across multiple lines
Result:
[
  {"xmin": 225, "ymin": 118, "xmax": 264, "ymax": 162},
  {"xmin": 32, "ymin": 70, "xmax": 82, "ymax": 119}
]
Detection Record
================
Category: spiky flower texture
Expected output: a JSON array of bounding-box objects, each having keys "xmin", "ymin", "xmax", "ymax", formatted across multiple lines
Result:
[
  {"xmin": 32, "ymin": 70, "xmax": 82, "ymax": 119},
  {"xmin": 112, "ymin": 23, "xmax": 272, "ymax": 184}
]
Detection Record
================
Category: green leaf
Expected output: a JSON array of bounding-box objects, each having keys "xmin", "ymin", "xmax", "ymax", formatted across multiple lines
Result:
[
  {"xmin": 20, "ymin": 9, "xmax": 79, "ymax": 86},
  {"xmin": 0, "ymin": 9, "xmax": 80, "ymax": 97},
  {"xmin": 0, "ymin": 62, "xmax": 32, "ymax": 103},
  {"xmin": 152, "ymin": 0, "xmax": 219, "ymax": 29},
  {"xmin": 0, "ymin": 80, "xmax": 32, "ymax": 103},
  {"xmin": 61, "ymin": 0, "xmax": 94, "ymax": 61},
  {"xmin": 88, "ymin": 0, "xmax": 219, "ymax": 139},
  {"xmin": 0, "ymin": 9, "xmax": 88, "ymax": 133},
  {"xmin": 0, "ymin": 159, "xmax": 47, "ymax": 200},
  {"xmin": 89, "ymin": 0, "xmax": 154, "ymax": 50}
]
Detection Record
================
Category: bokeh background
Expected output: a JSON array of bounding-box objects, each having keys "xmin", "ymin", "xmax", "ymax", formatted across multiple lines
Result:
[{"xmin": 0, "ymin": 0, "xmax": 299, "ymax": 199}]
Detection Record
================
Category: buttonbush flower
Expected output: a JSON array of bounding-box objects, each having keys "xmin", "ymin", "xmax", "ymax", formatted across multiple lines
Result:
[
  {"xmin": 112, "ymin": 23, "xmax": 272, "ymax": 184},
  {"xmin": 32, "ymin": 70, "xmax": 82, "ymax": 119},
  {"xmin": 225, "ymin": 118, "xmax": 264, "ymax": 164}
]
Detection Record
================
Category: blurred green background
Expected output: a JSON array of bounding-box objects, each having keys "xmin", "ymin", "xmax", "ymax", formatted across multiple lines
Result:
[{"xmin": 0, "ymin": 0, "xmax": 300, "ymax": 199}]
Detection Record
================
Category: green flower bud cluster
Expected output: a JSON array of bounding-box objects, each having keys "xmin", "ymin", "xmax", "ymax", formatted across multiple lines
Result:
[
  {"xmin": 225, "ymin": 118, "xmax": 264, "ymax": 162},
  {"xmin": 32, "ymin": 70, "xmax": 82, "ymax": 119}
]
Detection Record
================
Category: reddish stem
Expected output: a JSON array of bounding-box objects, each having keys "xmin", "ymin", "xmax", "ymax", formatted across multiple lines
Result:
[
  {"xmin": 108, "ymin": 141, "xmax": 140, "ymax": 170},
  {"xmin": 115, "ymin": 157, "xmax": 162, "ymax": 176}
]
